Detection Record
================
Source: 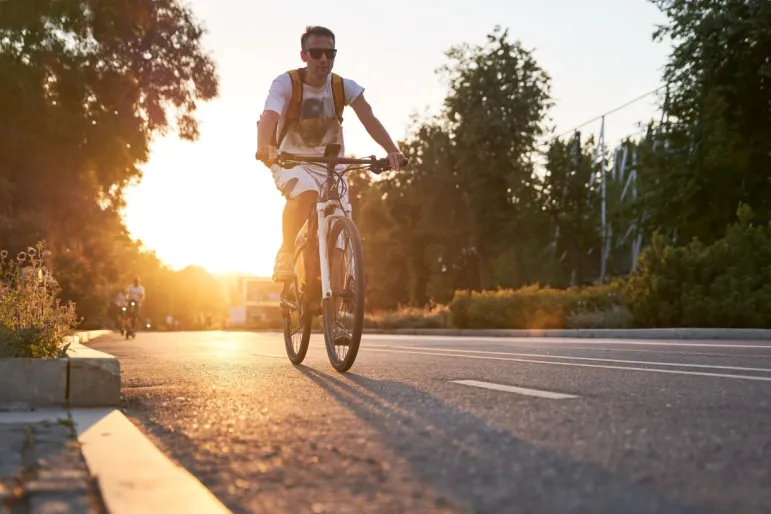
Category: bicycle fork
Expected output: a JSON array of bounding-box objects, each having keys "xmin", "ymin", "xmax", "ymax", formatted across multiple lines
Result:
[{"xmin": 316, "ymin": 201, "xmax": 347, "ymax": 300}]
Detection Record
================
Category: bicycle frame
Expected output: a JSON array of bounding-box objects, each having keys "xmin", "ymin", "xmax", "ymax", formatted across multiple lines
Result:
[
  {"xmin": 268, "ymin": 145, "xmax": 406, "ymax": 371},
  {"xmin": 273, "ymin": 147, "xmax": 402, "ymax": 303},
  {"xmin": 315, "ymin": 154, "xmax": 350, "ymax": 301}
]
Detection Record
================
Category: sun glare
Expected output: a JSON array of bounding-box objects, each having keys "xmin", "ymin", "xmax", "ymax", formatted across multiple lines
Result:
[
  {"xmin": 121, "ymin": 93, "xmax": 387, "ymax": 278},
  {"xmin": 122, "ymin": 110, "xmax": 285, "ymax": 277}
]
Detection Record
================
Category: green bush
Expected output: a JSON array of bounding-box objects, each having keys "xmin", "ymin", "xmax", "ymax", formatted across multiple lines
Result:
[
  {"xmin": 624, "ymin": 205, "xmax": 771, "ymax": 328},
  {"xmin": 449, "ymin": 283, "xmax": 623, "ymax": 329},
  {"xmin": 367, "ymin": 206, "xmax": 771, "ymax": 330},
  {"xmin": 364, "ymin": 304, "xmax": 451, "ymax": 329},
  {"xmin": 565, "ymin": 304, "xmax": 634, "ymax": 329},
  {"xmin": 0, "ymin": 244, "xmax": 80, "ymax": 358}
]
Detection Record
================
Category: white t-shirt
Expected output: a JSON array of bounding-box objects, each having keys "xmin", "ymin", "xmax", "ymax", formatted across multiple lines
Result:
[
  {"xmin": 127, "ymin": 285, "xmax": 145, "ymax": 302},
  {"xmin": 262, "ymin": 71, "xmax": 364, "ymax": 173}
]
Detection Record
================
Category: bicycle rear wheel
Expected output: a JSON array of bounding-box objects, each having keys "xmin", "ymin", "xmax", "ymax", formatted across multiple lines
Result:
[
  {"xmin": 322, "ymin": 217, "xmax": 365, "ymax": 372},
  {"xmin": 282, "ymin": 247, "xmax": 312, "ymax": 364}
]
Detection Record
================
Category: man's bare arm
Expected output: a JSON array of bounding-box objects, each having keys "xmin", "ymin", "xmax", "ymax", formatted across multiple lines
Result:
[
  {"xmin": 256, "ymin": 111, "xmax": 280, "ymax": 164},
  {"xmin": 351, "ymin": 94, "xmax": 404, "ymax": 169},
  {"xmin": 351, "ymin": 94, "xmax": 398, "ymax": 152}
]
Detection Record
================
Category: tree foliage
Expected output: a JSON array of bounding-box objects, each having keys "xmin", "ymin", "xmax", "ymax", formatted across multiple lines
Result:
[
  {"xmin": 0, "ymin": 0, "xmax": 224, "ymax": 326},
  {"xmin": 4, "ymin": 2, "xmax": 769, "ymax": 328},
  {"xmin": 352, "ymin": 27, "xmax": 556, "ymax": 309},
  {"xmin": 355, "ymin": 5, "xmax": 771, "ymax": 311},
  {"xmin": 643, "ymin": 0, "xmax": 771, "ymax": 242},
  {"xmin": 440, "ymin": 26, "xmax": 553, "ymax": 288}
]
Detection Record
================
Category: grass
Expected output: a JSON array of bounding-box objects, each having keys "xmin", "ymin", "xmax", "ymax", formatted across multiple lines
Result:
[{"xmin": 0, "ymin": 243, "xmax": 80, "ymax": 358}]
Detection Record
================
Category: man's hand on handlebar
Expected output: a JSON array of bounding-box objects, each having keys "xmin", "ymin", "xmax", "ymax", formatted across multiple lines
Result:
[
  {"xmin": 255, "ymin": 145, "xmax": 278, "ymax": 166},
  {"xmin": 259, "ymin": 147, "xmax": 408, "ymax": 174},
  {"xmin": 386, "ymin": 151, "xmax": 405, "ymax": 171}
]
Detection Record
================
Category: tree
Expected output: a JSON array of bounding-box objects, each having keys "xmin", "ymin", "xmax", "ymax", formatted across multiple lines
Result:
[
  {"xmin": 440, "ymin": 25, "xmax": 553, "ymax": 288},
  {"xmin": 0, "ymin": 0, "xmax": 219, "ymax": 323},
  {"xmin": 353, "ymin": 27, "xmax": 555, "ymax": 307},
  {"xmin": 645, "ymin": 0, "xmax": 771, "ymax": 243},
  {"xmin": 542, "ymin": 133, "xmax": 602, "ymax": 286}
]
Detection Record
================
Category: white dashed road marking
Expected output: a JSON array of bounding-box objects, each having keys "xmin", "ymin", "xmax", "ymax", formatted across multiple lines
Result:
[{"xmin": 450, "ymin": 380, "xmax": 578, "ymax": 399}]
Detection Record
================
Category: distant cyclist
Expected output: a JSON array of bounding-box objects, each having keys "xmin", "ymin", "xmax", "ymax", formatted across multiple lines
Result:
[
  {"xmin": 111, "ymin": 290, "xmax": 128, "ymax": 329},
  {"xmin": 126, "ymin": 277, "xmax": 146, "ymax": 327}
]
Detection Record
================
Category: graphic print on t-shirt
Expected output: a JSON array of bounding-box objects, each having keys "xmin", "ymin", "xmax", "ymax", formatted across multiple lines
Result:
[{"xmin": 285, "ymin": 90, "xmax": 341, "ymax": 149}]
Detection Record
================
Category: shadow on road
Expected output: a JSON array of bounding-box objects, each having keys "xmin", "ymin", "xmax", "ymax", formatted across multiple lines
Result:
[{"xmin": 298, "ymin": 366, "xmax": 712, "ymax": 514}]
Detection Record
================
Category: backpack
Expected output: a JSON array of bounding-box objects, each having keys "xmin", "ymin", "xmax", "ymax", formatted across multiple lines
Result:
[{"xmin": 273, "ymin": 67, "xmax": 346, "ymax": 147}]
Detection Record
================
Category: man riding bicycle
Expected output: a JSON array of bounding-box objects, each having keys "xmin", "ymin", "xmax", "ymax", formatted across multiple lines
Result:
[
  {"xmin": 126, "ymin": 277, "xmax": 145, "ymax": 328},
  {"xmin": 255, "ymin": 25, "xmax": 405, "ymax": 283}
]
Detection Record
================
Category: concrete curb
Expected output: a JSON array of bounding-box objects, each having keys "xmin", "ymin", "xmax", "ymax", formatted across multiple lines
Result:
[
  {"xmin": 0, "ymin": 358, "xmax": 67, "ymax": 409},
  {"xmin": 66, "ymin": 334, "xmax": 121, "ymax": 407},
  {"xmin": 363, "ymin": 328, "xmax": 771, "ymax": 340},
  {"xmin": 0, "ymin": 330, "xmax": 118, "ymax": 409},
  {"xmin": 75, "ymin": 329, "xmax": 114, "ymax": 343},
  {"xmin": 71, "ymin": 408, "xmax": 232, "ymax": 514}
]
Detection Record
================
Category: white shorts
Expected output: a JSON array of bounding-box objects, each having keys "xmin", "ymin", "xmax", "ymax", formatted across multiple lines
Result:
[{"xmin": 271, "ymin": 164, "xmax": 352, "ymax": 215}]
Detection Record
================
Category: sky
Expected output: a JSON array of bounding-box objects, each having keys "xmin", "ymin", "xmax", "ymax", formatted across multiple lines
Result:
[{"xmin": 121, "ymin": 0, "xmax": 671, "ymax": 277}]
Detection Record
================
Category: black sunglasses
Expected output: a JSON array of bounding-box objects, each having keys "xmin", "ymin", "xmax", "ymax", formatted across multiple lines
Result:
[{"xmin": 306, "ymin": 48, "xmax": 337, "ymax": 60}]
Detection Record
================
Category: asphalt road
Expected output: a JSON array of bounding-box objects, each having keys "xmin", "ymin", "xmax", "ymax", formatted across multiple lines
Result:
[{"xmin": 91, "ymin": 331, "xmax": 771, "ymax": 514}]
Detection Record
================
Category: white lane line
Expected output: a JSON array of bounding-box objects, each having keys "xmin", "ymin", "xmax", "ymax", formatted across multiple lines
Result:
[
  {"xmin": 368, "ymin": 345, "xmax": 771, "ymax": 373},
  {"xmin": 363, "ymin": 335, "xmax": 771, "ymax": 349},
  {"xmin": 431, "ymin": 343, "xmax": 771, "ymax": 359},
  {"xmin": 490, "ymin": 339, "xmax": 771, "ymax": 349},
  {"xmin": 366, "ymin": 348, "xmax": 771, "ymax": 382},
  {"xmin": 450, "ymin": 380, "xmax": 578, "ymax": 399}
]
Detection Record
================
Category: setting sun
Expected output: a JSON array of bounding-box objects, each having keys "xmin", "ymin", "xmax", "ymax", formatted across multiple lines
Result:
[
  {"xmin": 121, "ymin": 101, "xmax": 389, "ymax": 277},
  {"xmin": 122, "ymin": 124, "xmax": 283, "ymax": 277}
]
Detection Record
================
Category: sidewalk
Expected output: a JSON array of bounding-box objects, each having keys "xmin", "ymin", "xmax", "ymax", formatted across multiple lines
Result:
[
  {"xmin": 1, "ymin": 331, "xmax": 229, "ymax": 514},
  {"xmin": 0, "ymin": 410, "xmax": 103, "ymax": 514}
]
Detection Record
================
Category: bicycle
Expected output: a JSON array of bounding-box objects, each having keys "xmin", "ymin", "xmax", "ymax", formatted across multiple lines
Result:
[
  {"xmin": 119, "ymin": 301, "xmax": 138, "ymax": 340},
  {"xmin": 265, "ymin": 143, "xmax": 407, "ymax": 372}
]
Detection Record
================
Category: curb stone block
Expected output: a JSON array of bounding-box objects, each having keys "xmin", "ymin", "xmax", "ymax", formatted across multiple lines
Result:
[
  {"xmin": 0, "ymin": 358, "xmax": 67, "ymax": 409},
  {"xmin": 0, "ymin": 331, "xmax": 119, "ymax": 409},
  {"xmin": 66, "ymin": 338, "xmax": 120, "ymax": 407}
]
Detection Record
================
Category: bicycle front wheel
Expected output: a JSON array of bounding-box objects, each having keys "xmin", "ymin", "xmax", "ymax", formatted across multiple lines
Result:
[{"xmin": 322, "ymin": 217, "xmax": 365, "ymax": 372}]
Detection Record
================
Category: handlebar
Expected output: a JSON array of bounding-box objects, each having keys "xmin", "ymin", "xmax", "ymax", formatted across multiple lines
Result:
[{"xmin": 256, "ymin": 150, "xmax": 408, "ymax": 174}]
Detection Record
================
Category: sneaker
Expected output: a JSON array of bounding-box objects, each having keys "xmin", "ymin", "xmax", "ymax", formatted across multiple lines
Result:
[{"xmin": 272, "ymin": 249, "xmax": 295, "ymax": 282}]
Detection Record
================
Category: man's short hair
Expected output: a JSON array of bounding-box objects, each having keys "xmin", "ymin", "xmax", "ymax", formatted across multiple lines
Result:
[{"xmin": 301, "ymin": 26, "xmax": 335, "ymax": 50}]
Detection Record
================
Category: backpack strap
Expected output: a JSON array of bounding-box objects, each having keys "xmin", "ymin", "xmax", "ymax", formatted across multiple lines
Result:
[
  {"xmin": 274, "ymin": 69, "xmax": 345, "ymax": 147},
  {"xmin": 331, "ymin": 73, "xmax": 345, "ymax": 123},
  {"xmin": 275, "ymin": 69, "xmax": 304, "ymax": 147}
]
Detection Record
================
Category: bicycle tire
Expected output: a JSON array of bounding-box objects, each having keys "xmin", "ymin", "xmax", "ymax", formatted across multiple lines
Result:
[
  {"xmin": 283, "ymin": 246, "xmax": 312, "ymax": 364},
  {"xmin": 322, "ymin": 217, "xmax": 365, "ymax": 372}
]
